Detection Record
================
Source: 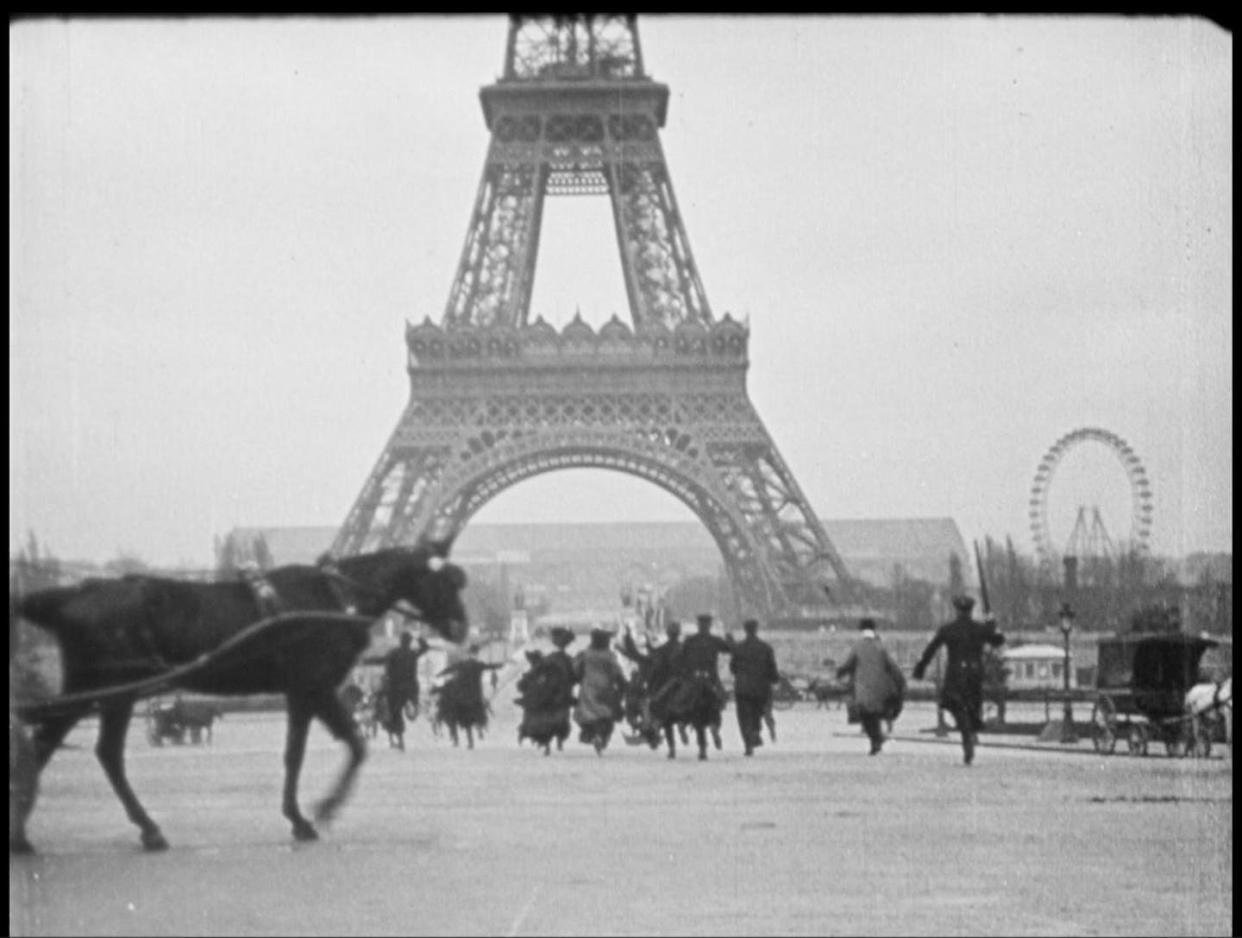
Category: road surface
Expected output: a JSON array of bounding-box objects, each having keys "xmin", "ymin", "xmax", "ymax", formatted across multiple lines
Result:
[{"xmin": 9, "ymin": 699, "xmax": 1232, "ymax": 936}]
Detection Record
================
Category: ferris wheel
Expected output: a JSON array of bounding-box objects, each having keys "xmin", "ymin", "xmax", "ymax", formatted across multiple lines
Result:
[{"xmin": 1029, "ymin": 427, "xmax": 1153, "ymax": 570}]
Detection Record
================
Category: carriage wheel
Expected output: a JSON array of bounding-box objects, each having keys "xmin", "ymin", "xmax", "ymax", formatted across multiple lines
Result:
[
  {"xmin": 1127, "ymin": 724, "xmax": 1148, "ymax": 757},
  {"xmin": 1091, "ymin": 697, "xmax": 1118, "ymax": 754}
]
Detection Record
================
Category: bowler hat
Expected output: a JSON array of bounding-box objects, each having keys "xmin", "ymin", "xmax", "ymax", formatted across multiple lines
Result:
[
  {"xmin": 549, "ymin": 627, "xmax": 576, "ymax": 648},
  {"xmin": 952, "ymin": 595, "xmax": 976, "ymax": 612},
  {"xmin": 589, "ymin": 628, "xmax": 613, "ymax": 648},
  {"xmin": 858, "ymin": 617, "xmax": 877, "ymax": 631}
]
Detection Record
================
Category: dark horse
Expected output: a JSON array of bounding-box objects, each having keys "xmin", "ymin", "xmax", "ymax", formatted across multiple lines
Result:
[{"xmin": 11, "ymin": 543, "xmax": 468, "ymax": 853}]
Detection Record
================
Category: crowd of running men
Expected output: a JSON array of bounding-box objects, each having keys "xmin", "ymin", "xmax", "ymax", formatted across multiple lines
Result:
[{"xmin": 358, "ymin": 595, "xmax": 1004, "ymax": 766}]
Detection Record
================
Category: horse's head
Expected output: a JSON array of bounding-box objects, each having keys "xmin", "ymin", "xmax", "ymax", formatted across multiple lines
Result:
[{"xmin": 361, "ymin": 541, "xmax": 469, "ymax": 644}]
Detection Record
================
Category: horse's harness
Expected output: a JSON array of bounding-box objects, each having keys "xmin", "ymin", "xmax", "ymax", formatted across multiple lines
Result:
[{"xmin": 240, "ymin": 559, "xmax": 420, "ymax": 624}]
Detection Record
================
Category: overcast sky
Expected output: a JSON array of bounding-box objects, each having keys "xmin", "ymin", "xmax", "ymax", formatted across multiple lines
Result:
[{"xmin": 9, "ymin": 15, "xmax": 1232, "ymax": 567}]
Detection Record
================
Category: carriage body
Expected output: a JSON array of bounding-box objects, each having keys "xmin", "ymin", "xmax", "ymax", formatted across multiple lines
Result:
[
  {"xmin": 1090, "ymin": 633, "xmax": 1220, "ymax": 757},
  {"xmin": 145, "ymin": 699, "xmax": 189, "ymax": 747}
]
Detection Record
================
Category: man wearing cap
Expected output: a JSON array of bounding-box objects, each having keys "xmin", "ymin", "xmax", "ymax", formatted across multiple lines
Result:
[
  {"xmin": 912, "ymin": 595, "xmax": 1005, "ymax": 765},
  {"xmin": 675, "ymin": 613, "xmax": 733, "ymax": 753},
  {"xmin": 837, "ymin": 618, "xmax": 907, "ymax": 755},
  {"xmin": 729, "ymin": 618, "xmax": 781, "ymax": 756}
]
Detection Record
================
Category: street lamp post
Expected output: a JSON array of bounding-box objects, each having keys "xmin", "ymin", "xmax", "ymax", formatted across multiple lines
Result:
[{"xmin": 1058, "ymin": 602, "xmax": 1077, "ymax": 744}]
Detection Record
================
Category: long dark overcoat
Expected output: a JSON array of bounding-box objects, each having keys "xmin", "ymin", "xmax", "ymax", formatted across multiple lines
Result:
[
  {"xmin": 913, "ymin": 615, "xmax": 1005, "ymax": 725},
  {"xmin": 729, "ymin": 635, "xmax": 780, "ymax": 701},
  {"xmin": 837, "ymin": 635, "xmax": 906, "ymax": 718}
]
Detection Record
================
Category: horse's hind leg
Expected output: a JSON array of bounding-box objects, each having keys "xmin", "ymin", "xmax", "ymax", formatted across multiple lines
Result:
[
  {"xmin": 12, "ymin": 707, "xmax": 87, "ymax": 853},
  {"xmin": 311, "ymin": 691, "xmax": 367, "ymax": 826},
  {"xmin": 695, "ymin": 725, "xmax": 708, "ymax": 761},
  {"xmin": 282, "ymin": 697, "xmax": 318, "ymax": 842},
  {"xmin": 10, "ymin": 718, "xmax": 39, "ymax": 854},
  {"xmin": 96, "ymin": 704, "xmax": 168, "ymax": 851}
]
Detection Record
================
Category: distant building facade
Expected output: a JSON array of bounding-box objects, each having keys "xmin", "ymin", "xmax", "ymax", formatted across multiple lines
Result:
[{"xmin": 224, "ymin": 517, "xmax": 972, "ymax": 615}]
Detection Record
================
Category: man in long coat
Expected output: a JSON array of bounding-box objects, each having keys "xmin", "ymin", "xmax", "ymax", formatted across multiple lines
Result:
[
  {"xmin": 836, "ymin": 618, "xmax": 906, "ymax": 755},
  {"xmin": 729, "ymin": 618, "xmax": 780, "ymax": 756},
  {"xmin": 382, "ymin": 631, "xmax": 430, "ymax": 750},
  {"xmin": 668, "ymin": 613, "xmax": 733, "ymax": 758},
  {"xmin": 573, "ymin": 629, "xmax": 628, "ymax": 754},
  {"xmin": 912, "ymin": 595, "xmax": 1005, "ymax": 765}
]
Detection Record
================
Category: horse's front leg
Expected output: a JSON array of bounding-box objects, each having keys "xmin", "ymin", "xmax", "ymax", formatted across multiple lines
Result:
[
  {"xmin": 96, "ymin": 704, "xmax": 168, "ymax": 851},
  {"xmin": 282, "ymin": 697, "xmax": 318, "ymax": 841},
  {"xmin": 695, "ymin": 725, "xmax": 708, "ymax": 761},
  {"xmin": 311, "ymin": 691, "xmax": 367, "ymax": 826}
]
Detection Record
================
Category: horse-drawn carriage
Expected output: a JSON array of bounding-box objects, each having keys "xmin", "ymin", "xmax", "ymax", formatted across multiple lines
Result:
[
  {"xmin": 1090, "ymin": 632, "xmax": 1227, "ymax": 758},
  {"xmin": 144, "ymin": 696, "xmax": 222, "ymax": 746}
]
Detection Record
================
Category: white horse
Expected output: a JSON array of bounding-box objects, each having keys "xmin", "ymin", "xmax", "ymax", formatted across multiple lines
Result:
[{"xmin": 1185, "ymin": 676, "xmax": 1232, "ymax": 757}]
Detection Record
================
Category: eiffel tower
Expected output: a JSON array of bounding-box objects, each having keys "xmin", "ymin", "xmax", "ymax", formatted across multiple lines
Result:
[{"xmin": 332, "ymin": 15, "xmax": 856, "ymax": 617}]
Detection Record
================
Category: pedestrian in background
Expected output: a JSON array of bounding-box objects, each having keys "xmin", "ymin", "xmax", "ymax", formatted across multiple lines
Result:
[
  {"xmin": 729, "ymin": 618, "xmax": 780, "ymax": 756},
  {"xmin": 573, "ymin": 628, "xmax": 628, "ymax": 754},
  {"xmin": 912, "ymin": 595, "xmax": 1005, "ymax": 765},
  {"xmin": 836, "ymin": 618, "xmax": 906, "ymax": 755},
  {"xmin": 382, "ymin": 631, "xmax": 430, "ymax": 750}
]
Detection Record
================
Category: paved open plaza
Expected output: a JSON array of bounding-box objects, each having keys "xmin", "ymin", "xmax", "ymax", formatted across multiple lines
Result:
[{"xmin": 9, "ymin": 700, "xmax": 1231, "ymax": 937}]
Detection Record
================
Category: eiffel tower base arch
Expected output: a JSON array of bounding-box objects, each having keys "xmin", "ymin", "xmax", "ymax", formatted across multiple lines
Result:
[{"xmin": 332, "ymin": 319, "xmax": 853, "ymax": 620}]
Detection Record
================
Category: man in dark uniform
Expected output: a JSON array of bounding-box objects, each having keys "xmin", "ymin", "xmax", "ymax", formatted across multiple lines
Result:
[
  {"xmin": 729, "ymin": 618, "xmax": 780, "ymax": 756},
  {"xmin": 383, "ymin": 631, "xmax": 430, "ymax": 751},
  {"xmin": 677, "ymin": 613, "xmax": 733, "ymax": 755},
  {"xmin": 912, "ymin": 595, "xmax": 1005, "ymax": 765}
]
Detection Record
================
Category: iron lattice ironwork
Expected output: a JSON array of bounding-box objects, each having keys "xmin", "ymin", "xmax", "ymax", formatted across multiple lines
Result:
[{"xmin": 333, "ymin": 15, "xmax": 856, "ymax": 617}]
